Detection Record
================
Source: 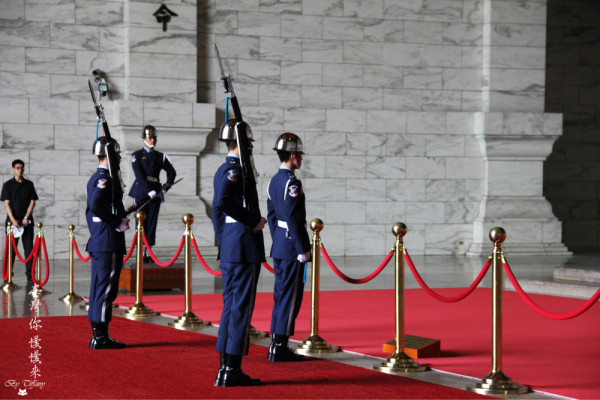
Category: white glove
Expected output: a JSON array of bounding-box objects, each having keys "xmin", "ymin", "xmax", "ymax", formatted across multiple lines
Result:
[
  {"xmin": 297, "ymin": 251, "xmax": 311, "ymax": 263},
  {"xmin": 116, "ymin": 218, "xmax": 130, "ymax": 232},
  {"xmin": 148, "ymin": 190, "xmax": 157, "ymax": 199},
  {"xmin": 254, "ymin": 217, "xmax": 267, "ymax": 231}
]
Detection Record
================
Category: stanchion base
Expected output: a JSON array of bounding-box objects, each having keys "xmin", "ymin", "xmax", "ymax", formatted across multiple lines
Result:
[
  {"xmin": 249, "ymin": 325, "xmax": 269, "ymax": 338},
  {"xmin": 296, "ymin": 334, "xmax": 341, "ymax": 355},
  {"xmin": 374, "ymin": 351, "xmax": 429, "ymax": 373},
  {"xmin": 169, "ymin": 311, "xmax": 210, "ymax": 329},
  {"xmin": 469, "ymin": 371, "xmax": 529, "ymax": 395},
  {"xmin": 59, "ymin": 292, "xmax": 84, "ymax": 304},
  {"xmin": 123, "ymin": 302, "xmax": 159, "ymax": 318},
  {"xmin": 1, "ymin": 282, "xmax": 21, "ymax": 293},
  {"xmin": 31, "ymin": 287, "xmax": 51, "ymax": 298}
]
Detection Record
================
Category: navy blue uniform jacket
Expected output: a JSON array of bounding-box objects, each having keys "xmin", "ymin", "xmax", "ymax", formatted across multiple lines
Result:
[
  {"xmin": 86, "ymin": 167, "xmax": 126, "ymax": 254},
  {"xmin": 267, "ymin": 168, "xmax": 311, "ymax": 260},
  {"xmin": 212, "ymin": 156, "xmax": 265, "ymax": 263},
  {"xmin": 128, "ymin": 148, "xmax": 176, "ymax": 199}
]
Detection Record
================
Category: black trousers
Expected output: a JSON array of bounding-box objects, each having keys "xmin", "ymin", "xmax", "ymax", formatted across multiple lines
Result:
[{"xmin": 5, "ymin": 223, "xmax": 35, "ymax": 280}]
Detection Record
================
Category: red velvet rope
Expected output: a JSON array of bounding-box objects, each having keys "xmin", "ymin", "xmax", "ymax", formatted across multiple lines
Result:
[
  {"xmin": 142, "ymin": 233, "xmax": 184, "ymax": 267},
  {"xmin": 10, "ymin": 234, "xmax": 39, "ymax": 264},
  {"xmin": 262, "ymin": 262, "xmax": 275, "ymax": 273},
  {"xmin": 72, "ymin": 237, "xmax": 91, "ymax": 262},
  {"xmin": 122, "ymin": 234, "xmax": 137, "ymax": 263},
  {"xmin": 2, "ymin": 234, "xmax": 8, "ymax": 281},
  {"xmin": 503, "ymin": 260, "xmax": 600, "ymax": 320},
  {"xmin": 321, "ymin": 245, "xmax": 393, "ymax": 284},
  {"xmin": 31, "ymin": 237, "xmax": 50, "ymax": 287},
  {"xmin": 405, "ymin": 251, "xmax": 491, "ymax": 303},
  {"xmin": 191, "ymin": 237, "xmax": 222, "ymax": 276}
]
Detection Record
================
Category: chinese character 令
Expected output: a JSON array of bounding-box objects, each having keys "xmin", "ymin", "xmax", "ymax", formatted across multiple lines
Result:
[
  {"xmin": 29, "ymin": 335, "xmax": 42, "ymax": 349},
  {"xmin": 29, "ymin": 317, "xmax": 42, "ymax": 331},
  {"xmin": 29, "ymin": 350, "xmax": 42, "ymax": 364},
  {"xmin": 30, "ymin": 364, "xmax": 41, "ymax": 379},
  {"xmin": 153, "ymin": 4, "xmax": 178, "ymax": 32}
]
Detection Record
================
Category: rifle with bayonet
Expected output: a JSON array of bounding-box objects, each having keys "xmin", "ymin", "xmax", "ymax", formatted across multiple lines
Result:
[
  {"xmin": 124, "ymin": 178, "xmax": 183, "ymax": 216},
  {"xmin": 213, "ymin": 44, "xmax": 261, "ymax": 215}
]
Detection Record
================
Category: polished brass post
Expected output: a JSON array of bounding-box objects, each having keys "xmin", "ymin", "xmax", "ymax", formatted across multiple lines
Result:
[
  {"xmin": 470, "ymin": 227, "xmax": 528, "ymax": 395},
  {"xmin": 30, "ymin": 223, "xmax": 51, "ymax": 298},
  {"xmin": 124, "ymin": 211, "xmax": 158, "ymax": 318},
  {"xmin": 1, "ymin": 222, "xmax": 21, "ymax": 292},
  {"xmin": 59, "ymin": 225, "xmax": 84, "ymax": 304},
  {"xmin": 374, "ymin": 223, "xmax": 427, "ymax": 373},
  {"xmin": 170, "ymin": 213, "xmax": 209, "ymax": 329},
  {"xmin": 296, "ymin": 218, "xmax": 340, "ymax": 355}
]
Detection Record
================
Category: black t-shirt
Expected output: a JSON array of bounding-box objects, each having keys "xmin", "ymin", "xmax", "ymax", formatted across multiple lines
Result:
[{"xmin": 1, "ymin": 178, "xmax": 39, "ymax": 223}]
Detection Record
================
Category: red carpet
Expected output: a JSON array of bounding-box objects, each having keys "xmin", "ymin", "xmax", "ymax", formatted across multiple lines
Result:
[
  {"xmin": 0, "ymin": 316, "xmax": 491, "ymax": 399},
  {"xmin": 117, "ymin": 288, "xmax": 600, "ymax": 399}
]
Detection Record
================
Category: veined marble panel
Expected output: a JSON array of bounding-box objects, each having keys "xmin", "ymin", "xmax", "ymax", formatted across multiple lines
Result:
[
  {"xmin": 498, "ymin": 221, "xmax": 543, "ymax": 246},
  {"xmin": 2, "ymin": 124, "xmax": 53, "ymax": 150},
  {"xmin": 0, "ymin": 46, "xmax": 25, "ymax": 72},
  {"xmin": 344, "ymin": 41, "xmax": 383, "ymax": 64},
  {"xmin": 461, "ymin": 91, "xmax": 484, "ymax": 112},
  {"xmin": 447, "ymin": 112, "xmax": 475, "ymax": 134},
  {"xmin": 75, "ymin": 0, "xmax": 123, "ymax": 26},
  {"xmin": 100, "ymin": 27, "xmax": 124, "ymax": 52},
  {"xmin": 366, "ymin": 155, "xmax": 406, "ymax": 179},
  {"xmin": 296, "ymin": 154, "xmax": 325, "ymax": 179},
  {"xmin": 487, "ymin": 90, "xmax": 545, "ymax": 113},
  {"xmin": 406, "ymin": 201, "xmax": 444, "ymax": 223},
  {"xmin": 303, "ymin": 178, "xmax": 345, "ymax": 201},
  {"xmin": 425, "ymin": 179, "xmax": 464, "ymax": 201},
  {"xmin": 404, "ymin": 68, "xmax": 442, "ymax": 89},
  {"xmin": 318, "ymin": 223, "xmax": 345, "ymax": 255},
  {"xmin": 404, "ymin": 222, "xmax": 425, "ymax": 253},
  {"xmin": 474, "ymin": 112, "xmax": 503, "ymax": 135},
  {"xmin": 51, "ymin": 75, "xmax": 93, "ymax": 100},
  {"xmin": 407, "ymin": 111, "xmax": 446, "ymax": 134},
  {"xmin": 363, "ymin": 65, "xmax": 403, "ymax": 88},
  {"xmin": 367, "ymin": 110, "xmax": 406, "ymax": 134},
  {"xmin": 490, "ymin": 46, "xmax": 545, "ymax": 69},
  {"xmin": 259, "ymin": 0, "xmax": 301, "ymax": 13},
  {"xmin": 542, "ymin": 220, "xmax": 562, "ymax": 244},
  {"xmin": 0, "ymin": 20, "xmax": 49, "ymax": 47},
  {"xmin": 281, "ymin": 62, "xmax": 322, "ymax": 85},
  {"xmin": 242, "ymin": 106, "xmax": 284, "ymax": 131},
  {"xmin": 198, "ymin": 9, "xmax": 236, "ymax": 34},
  {"xmin": 2, "ymin": 0, "xmax": 24, "ymax": 20},
  {"xmin": 491, "ymin": 24, "xmax": 546, "ymax": 47},
  {"xmin": 30, "ymin": 150, "xmax": 79, "ymax": 175},
  {"xmin": 367, "ymin": 201, "xmax": 406, "ymax": 224},
  {"xmin": 347, "ymin": 132, "xmax": 386, "ymax": 156},
  {"xmin": 326, "ymin": 201, "xmax": 366, "ymax": 223},
  {"xmin": 543, "ymin": 113, "xmax": 562, "ymax": 136},
  {"xmin": 54, "ymin": 176, "xmax": 88, "ymax": 200},
  {"xmin": 424, "ymin": 45, "xmax": 462, "ymax": 67},
  {"xmin": 345, "ymin": 224, "xmax": 387, "ymax": 255},
  {"xmin": 488, "ymin": 68, "xmax": 545, "ymax": 90},
  {"xmin": 0, "ymin": 71, "xmax": 50, "ymax": 97},
  {"xmin": 487, "ymin": 161, "xmax": 542, "ymax": 196},
  {"xmin": 281, "ymin": 14, "xmax": 323, "ymax": 39},
  {"xmin": 237, "ymin": 60, "xmax": 280, "ymax": 84},
  {"xmin": 143, "ymin": 101, "xmax": 193, "ymax": 127},
  {"xmin": 50, "ymin": 23, "xmax": 99, "ymax": 51},
  {"xmin": 387, "ymin": 179, "xmax": 426, "ymax": 201},
  {"xmin": 323, "ymin": 17, "xmax": 363, "ymax": 40},
  {"xmin": 404, "ymin": 21, "xmax": 443, "ymax": 44},
  {"xmin": 442, "ymin": 68, "xmax": 483, "ymax": 90},
  {"xmin": 55, "ymin": 125, "xmax": 96, "ymax": 151},
  {"xmin": 463, "ymin": 0, "xmax": 483, "ymax": 24},
  {"xmin": 407, "ymin": 156, "xmax": 445, "ymax": 179},
  {"xmin": 112, "ymin": 100, "xmax": 144, "ymax": 126},
  {"xmin": 214, "ymin": 35, "xmax": 259, "ymax": 59},
  {"xmin": 0, "ymin": 150, "xmax": 30, "ymax": 171},
  {"xmin": 79, "ymin": 151, "xmax": 99, "ymax": 177},
  {"xmin": 342, "ymin": 88, "xmax": 382, "ymax": 110},
  {"xmin": 239, "ymin": 11, "xmax": 280, "ymax": 36},
  {"xmin": 127, "ymin": 2, "xmax": 196, "ymax": 31},
  {"xmin": 326, "ymin": 109, "xmax": 366, "ymax": 133},
  {"xmin": 323, "ymin": 64, "xmax": 363, "ymax": 86},
  {"xmin": 502, "ymin": 113, "xmax": 544, "ymax": 135},
  {"xmin": 301, "ymin": 86, "xmax": 342, "ymax": 109},
  {"xmin": 192, "ymin": 103, "xmax": 215, "ymax": 129},
  {"xmin": 387, "ymin": 133, "xmax": 427, "ymax": 156},
  {"xmin": 302, "ymin": 0, "xmax": 342, "ymax": 16},
  {"xmin": 445, "ymin": 157, "xmax": 484, "ymax": 179},
  {"xmin": 26, "ymin": 0, "xmax": 74, "ymax": 23},
  {"xmin": 301, "ymin": 39, "xmax": 343, "ymax": 63},
  {"xmin": 30, "ymin": 98, "xmax": 78, "ymax": 125},
  {"xmin": 425, "ymin": 223, "xmax": 472, "ymax": 255},
  {"xmin": 0, "ymin": 98, "xmax": 28, "ymax": 123},
  {"xmin": 76, "ymin": 50, "xmax": 124, "ymax": 77},
  {"xmin": 426, "ymin": 134, "xmax": 464, "ymax": 157},
  {"xmin": 128, "ymin": 53, "xmax": 195, "ymax": 79},
  {"xmin": 260, "ymin": 37, "xmax": 302, "ymax": 61},
  {"xmin": 423, "ymin": 0, "xmax": 463, "ymax": 23},
  {"xmin": 383, "ymin": 43, "xmax": 423, "ymax": 67},
  {"xmin": 383, "ymin": 89, "xmax": 422, "ymax": 111},
  {"xmin": 445, "ymin": 201, "xmax": 479, "ymax": 223},
  {"xmin": 128, "ymin": 27, "xmax": 196, "ymax": 55},
  {"xmin": 464, "ymin": 135, "xmax": 480, "ymax": 157},
  {"xmin": 199, "ymin": 153, "xmax": 226, "ymax": 178},
  {"xmin": 217, "ymin": 0, "xmax": 259, "ymax": 11},
  {"xmin": 346, "ymin": 179, "xmax": 386, "ymax": 201},
  {"xmin": 284, "ymin": 108, "xmax": 325, "ymax": 132},
  {"xmin": 303, "ymin": 131, "xmax": 346, "ymax": 155},
  {"xmin": 490, "ymin": 0, "xmax": 546, "ymax": 25},
  {"xmin": 443, "ymin": 22, "xmax": 482, "ymax": 46},
  {"xmin": 462, "ymin": 45, "xmax": 483, "ymax": 68},
  {"xmin": 363, "ymin": 18, "xmax": 403, "ymax": 43},
  {"xmin": 126, "ymin": 77, "xmax": 196, "ymax": 102},
  {"xmin": 344, "ymin": 0, "xmax": 384, "ymax": 18},
  {"xmin": 218, "ymin": 83, "xmax": 259, "ymax": 107},
  {"xmin": 325, "ymin": 156, "xmax": 366, "ymax": 178},
  {"xmin": 422, "ymin": 90, "xmax": 461, "ymax": 111},
  {"xmin": 384, "ymin": 0, "xmax": 424, "ymax": 21}
]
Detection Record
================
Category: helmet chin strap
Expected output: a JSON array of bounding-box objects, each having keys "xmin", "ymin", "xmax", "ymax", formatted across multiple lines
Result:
[{"xmin": 143, "ymin": 139, "xmax": 155, "ymax": 149}]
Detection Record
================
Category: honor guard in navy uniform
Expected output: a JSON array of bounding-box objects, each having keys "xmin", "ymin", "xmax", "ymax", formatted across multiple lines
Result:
[
  {"xmin": 266, "ymin": 133, "xmax": 311, "ymax": 362},
  {"xmin": 128, "ymin": 125, "xmax": 176, "ymax": 262},
  {"xmin": 212, "ymin": 119, "xmax": 267, "ymax": 387},
  {"xmin": 86, "ymin": 137, "xmax": 130, "ymax": 349}
]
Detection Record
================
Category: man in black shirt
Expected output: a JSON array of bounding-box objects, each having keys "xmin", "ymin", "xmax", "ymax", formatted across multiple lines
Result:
[{"xmin": 1, "ymin": 159, "xmax": 38, "ymax": 282}]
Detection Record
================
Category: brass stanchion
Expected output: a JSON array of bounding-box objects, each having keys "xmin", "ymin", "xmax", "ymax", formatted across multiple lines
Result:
[
  {"xmin": 59, "ymin": 225, "xmax": 84, "ymax": 304},
  {"xmin": 170, "ymin": 213, "xmax": 209, "ymax": 329},
  {"xmin": 31, "ymin": 222, "xmax": 51, "ymax": 298},
  {"xmin": 374, "ymin": 223, "xmax": 427, "ymax": 373},
  {"xmin": 296, "ymin": 218, "xmax": 340, "ymax": 355},
  {"xmin": 123, "ymin": 211, "xmax": 159, "ymax": 318},
  {"xmin": 1, "ymin": 222, "xmax": 21, "ymax": 292},
  {"xmin": 470, "ymin": 227, "xmax": 529, "ymax": 395}
]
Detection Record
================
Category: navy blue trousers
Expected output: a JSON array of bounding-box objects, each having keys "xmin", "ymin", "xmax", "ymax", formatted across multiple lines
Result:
[
  {"xmin": 88, "ymin": 252, "xmax": 123, "ymax": 323},
  {"xmin": 216, "ymin": 262, "xmax": 259, "ymax": 356},
  {"xmin": 136, "ymin": 196, "xmax": 161, "ymax": 247},
  {"xmin": 270, "ymin": 258, "xmax": 305, "ymax": 336}
]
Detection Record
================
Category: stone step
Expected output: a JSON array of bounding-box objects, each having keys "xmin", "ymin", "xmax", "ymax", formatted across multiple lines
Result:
[
  {"xmin": 504, "ymin": 278, "xmax": 598, "ymax": 300},
  {"xmin": 553, "ymin": 267, "xmax": 600, "ymax": 285}
]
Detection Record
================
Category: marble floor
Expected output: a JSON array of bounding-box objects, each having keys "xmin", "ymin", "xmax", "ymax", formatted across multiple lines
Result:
[{"xmin": 3, "ymin": 251, "xmax": 599, "ymax": 399}]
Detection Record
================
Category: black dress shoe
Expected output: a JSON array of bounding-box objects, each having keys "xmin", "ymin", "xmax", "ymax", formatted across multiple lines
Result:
[
  {"xmin": 89, "ymin": 322, "xmax": 126, "ymax": 349},
  {"xmin": 268, "ymin": 334, "xmax": 305, "ymax": 362},
  {"xmin": 215, "ymin": 354, "xmax": 261, "ymax": 387}
]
